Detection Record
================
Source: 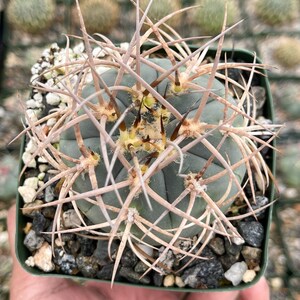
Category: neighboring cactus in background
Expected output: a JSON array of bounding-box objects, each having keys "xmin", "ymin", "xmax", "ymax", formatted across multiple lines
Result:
[
  {"xmin": 79, "ymin": 0, "xmax": 120, "ymax": 34},
  {"xmin": 18, "ymin": 0, "xmax": 279, "ymax": 285},
  {"xmin": 274, "ymin": 83, "xmax": 300, "ymax": 120},
  {"xmin": 140, "ymin": 0, "xmax": 182, "ymax": 28},
  {"xmin": 255, "ymin": 0, "xmax": 298, "ymax": 26},
  {"xmin": 278, "ymin": 144, "xmax": 300, "ymax": 189},
  {"xmin": 272, "ymin": 37, "xmax": 300, "ymax": 69},
  {"xmin": 193, "ymin": 0, "xmax": 238, "ymax": 35},
  {"xmin": 7, "ymin": 0, "xmax": 56, "ymax": 34}
]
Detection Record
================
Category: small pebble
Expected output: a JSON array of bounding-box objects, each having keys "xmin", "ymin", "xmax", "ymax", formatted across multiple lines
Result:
[
  {"xmin": 242, "ymin": 269, "xmax": 256, "ymax": 283},
  {"xmin": 33, "ymin": 242, "xmax": 55, "ymax": 272},
  {"xmin": 208, "ymin": 237, "xmax": 225, "ymax": 255},
  {"xmin": 119, "ymin": 267, "xmax": 151, "ymax": 285},
  {"xmin": 23, "ymin": 177, "xmax": 39, "ymax": 190},
  {"xmin": 134, "ymin": 261, "xmax": 148, "ymax": 273},
  {"xmin": 153, "ymin": 272, "xmax": 164, "ymax": 287},
  {"xmin": 46, "ymin": 93, "xmax": 61, "ymax": 106},
  {"xmin": 39, "ymin": 164, "xmax": 48, "ymax": 172},
  {"xmin": 46, "ymin": 117, "xmax": 57, "ymax": 127},
  {"xmin": 97, "ymin": 264, "xmax": 115, "ymax": 280},
  {"xmin": 164, "ymin": 274, "xmax": 175, "ymax": 287},
  {"xmin": 25, "ymin": 140, "xmax": 37, "ymax": 154},
  {"xmin": 224, "ymin": 261, "xmax": 248, "ymax": 286},
  {"xmin": 24, "ymin": 229, "xmax": 45, "ymax": 251},
  {"xmin": 76, "ymin": 255, "xmax": 99, "ymax": 278},
  {"xmin": 121, "ymin": 248, "xmax": 139, "ymax": 268},
  {"xmin": 238, "ymin": 221, "xmax": 264, "ymax": 247},
  {"xmin": 62, "ymin": 209, "xmax": 82, "ymax": 228},
  {"xmin": 224, "ymin": 239, "xmax": 243, "ymax": 256},
  {"xmin": 23, "ymin": 200, "xmax": 43, "ymax": 217},
  {"xmin": 241, "ymin": 246, "xmax": 262, "ymax": 269},
  {"xmin": 25, "ymin": 256, "xmax": 35, "ymax": 267},
  {"xmin": 175, "ymin": 276, "xmax": 185, "ymax": 288},
  {"xmin": 18, "ymin": 186, "xmax": 36, "ymax": 203},
  {"xmin": 45, "ymin": 186, "xmax": 55, "ymax": 202},
  {"xmin": 22, "ymin": 152, "xmax": 37, "ymax": 168}
]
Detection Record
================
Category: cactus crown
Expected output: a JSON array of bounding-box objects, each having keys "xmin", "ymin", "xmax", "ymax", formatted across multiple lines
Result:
[
  {"xmin": 19, "ymin": 0, "xmax": 280, "ymax": 286},
  {"xmin": 7, "ymin": 0, "xmax": 56, "ymax": 34}
]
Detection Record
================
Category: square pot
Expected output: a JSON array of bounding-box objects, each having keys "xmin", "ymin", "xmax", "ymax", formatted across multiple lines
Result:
[{"xmin": 15, "ymin": 45, "xmax": 276, "ymax": 292}]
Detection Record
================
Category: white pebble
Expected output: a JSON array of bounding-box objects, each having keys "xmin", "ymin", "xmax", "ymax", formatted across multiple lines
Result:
[
  {"xmin": 22, "ymin": 152, "xmax": 37, "ymax": 168},
  {"xmin": 242, "ymin": 270, "xmax": 256, "ymax": 283},
  {"xmin": 25, "ymin": 140, "xmax": 37, "ymax": 154},
  {"xmin": 26, "ymin": 99, "xmax": 38, "ymax": 109},
  {"xmin": 33, "ymin": 93, "xmax": 43, "ymax": 102},
  {"xmin": 39, "ymin": 164, "xmax": 48, "ymax": 173},
  {"xmin": 23, "ymin": 177, "xmax": 39, "ymax": 190},
  {"xmin": 136, "ymin": 243, "xmax": 153, "ymax": 258},
  {"xmin": 175, "ymin": 276, "xmax": 185, "ymax": 288},
  {"xmin": 37, "ymin": 156, "xmax": 48, "ymax": 163},
  {"xmin": 30, "ymin": 74, "xmax": 39, "ymax": 85},
  {"xmin": 224, "ymin": 261, "xmax": 248, "ymax": 286},
  {"xmin": 33, "ymin": 242, "xmax": 55, "ymax": 272},
  {"xmin": 25, "ymin": 109, "xmax": 39, "ymax": 123},
  {"xmin": 25, "ymin": 256, "xmax": 35, "ymax": 267},
  {"xmin": 163, "ymin": 274, "xmax": 175, "ymax": 287},
  {"xmin": 38, "ymin": 172, "xmax": 46, "ymax": 180},
  {"xmin": 46, "ymin": 93, "xmax": 61, "ymax": 106},
  {"xmin": 63, "ymin": 209, "xmax": 82, "ymax": 228},
  {"xmin": 18, "ymin": 186, "xmax": 36, "ymax": 203},
  {"xmin": 46, "ymin": 117, "xmax": 57, "ymax": 127}
]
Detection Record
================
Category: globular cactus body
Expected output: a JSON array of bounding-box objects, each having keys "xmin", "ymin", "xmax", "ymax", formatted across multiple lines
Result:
[
  {"xmin": 193, "ymin": 0, "xmax": 237, "ymax": 35},
  {"xmin": 140, "ymin": 0, "xmax": 182, "ymax": 28},
  {"xmin": 60, "ymin": 58, "xmax": 246, "ymax": 244},
  {"xmin": 79, "ymin": 0, "xmax": 120, "ymax": 34},
  {"xmin": 255, "ymin": 0, "xmax": 298, "ymax": 26},
  {"xmin": 272, "ymin": 37, "xmax": 300, "ymax": 69},
  {"xmin": 7, "ymin": 0, "xmax": 56, "ymax": 34}
]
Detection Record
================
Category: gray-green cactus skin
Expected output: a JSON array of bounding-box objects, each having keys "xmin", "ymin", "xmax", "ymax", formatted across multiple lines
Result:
[
  {"xmin": 80, "ymin": 0, "xmax": 120, "ymax": 34},
  {"xmin": 7, "ymin": 0, "xmax": 56, "ymax": 34},
  {"xmin": 193, "ymin": 0, "xmax": 237, "ymax": 35},
  {"xmin": 60, "ymin": 58, "xmax": 246, "ymax": 245},
  {"xmin": 255, "ymin": 0, "xmax": 298, "ymax": 26}
]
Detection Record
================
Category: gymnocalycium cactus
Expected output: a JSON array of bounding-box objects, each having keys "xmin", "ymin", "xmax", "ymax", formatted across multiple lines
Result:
[
  {"xmin": 18, "ymin": 0, "xmax": 279, "ymax": 285},
  {"xmin": 79, "ymin": 0, "xmax": 120, "ymax": 34},
  {"xmin": 7, "ymin": 0, "xmax": 56, "ymax": 34},
  {"xmin": 193, "ymin": 0, "xmax": 238, "ymax": 35},
  {"xmin": 272, "ymin": 37, "xmax": 300, "ymax": 69},
  {"xmin": 140, "ymin": 0, "xmax": 182, "ymax": 28},
  {"xmin": 255, "ymin": 0, "xmax": 298, "ymax": 26}
]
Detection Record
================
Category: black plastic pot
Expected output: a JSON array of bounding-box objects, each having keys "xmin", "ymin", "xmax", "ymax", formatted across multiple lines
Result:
[{"xmin": 16, "ymin": 47, "xmax": 276, "ymax": 292}]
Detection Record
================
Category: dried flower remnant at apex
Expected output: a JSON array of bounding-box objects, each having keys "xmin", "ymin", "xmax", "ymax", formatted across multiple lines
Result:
[{"xmin": 17, "ymin": 0, "xmax": 281, "ymax": 287}]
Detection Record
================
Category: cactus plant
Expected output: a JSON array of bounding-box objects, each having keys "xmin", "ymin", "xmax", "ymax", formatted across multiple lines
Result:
[
  {"xmin": 278, "ymin": 144, "xmax": 300, "ymax": 189},
  {"xmin": 7, "ymin": 0, "xmax": 56, "ymax": 34},
  {"xmin": 254, "ymin": 0, "xmax": 298, "ymax": 26},
  {"xmin": 193, "ymin": 0, "xmax": 238, "ymax": 35},
  {"xmin": 140, "ymin": 0, "xmax": 182, "ymax": 28},
  {"xmin": 272, "ymin": 37, "xmax": 300, "ymax": 69},
  {"xmin": 17, "ymin": 0, "xmax": 279, "ymax": 287},
  {"xmin": 78, "ymin": 0, "xmax": 120, "ymax": 34},
  {"xmin": 274, "ymin": 83, "xmax": 300, "ymax": 120}
]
